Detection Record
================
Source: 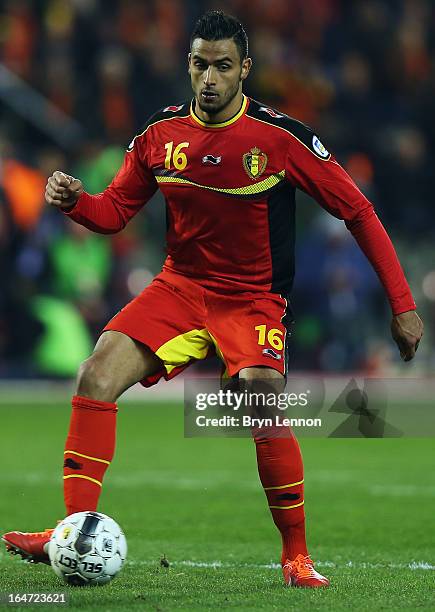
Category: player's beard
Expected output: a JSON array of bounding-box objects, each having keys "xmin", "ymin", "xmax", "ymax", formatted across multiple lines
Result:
[{"xmin": 197, "ymin": 79, "xmax": 241, "ymax": 117}]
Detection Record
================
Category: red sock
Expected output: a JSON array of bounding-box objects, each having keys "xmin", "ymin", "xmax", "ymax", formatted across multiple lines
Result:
[
  {"xmin": 253, "ymin": 426, "xmax": 308, "ymax": 564},
  {"xmin": 63, "ymin": 395, "xmax": 117, "ymax": 515}
]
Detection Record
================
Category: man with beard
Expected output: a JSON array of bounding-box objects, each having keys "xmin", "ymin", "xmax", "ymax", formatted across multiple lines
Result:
[{"xmin": 3, "ymin": 10, "xmax": 422, "ymax": 588}]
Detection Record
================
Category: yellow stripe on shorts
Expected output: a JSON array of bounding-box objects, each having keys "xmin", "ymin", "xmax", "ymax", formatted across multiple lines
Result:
[{"xmin": 156, "ymin": 328, "xmax": 212, "ymax": 375}]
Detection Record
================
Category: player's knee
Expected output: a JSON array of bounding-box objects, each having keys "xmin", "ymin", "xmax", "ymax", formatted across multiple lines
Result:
[
  {"xmin": 239, "ymin": 366, "xmax": 284, "ymax": 381},
  {"xmin": 239, "ymin": 367, "xmax": 285, "ymax": 394},
  {"xmin": 76, "ymin": 355, "xmax": 117, "ymax": 402}
]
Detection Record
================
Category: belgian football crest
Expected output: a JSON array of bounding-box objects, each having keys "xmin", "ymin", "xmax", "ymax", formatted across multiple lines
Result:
[{"xmin": 243, "ymin": 147, "xmax": 268, "ymax": 180}]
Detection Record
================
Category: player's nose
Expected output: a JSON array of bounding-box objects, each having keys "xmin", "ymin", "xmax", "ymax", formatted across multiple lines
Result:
[{"xmin": 203, "ymin": 66, "xmax": 216, "ymax": 86}]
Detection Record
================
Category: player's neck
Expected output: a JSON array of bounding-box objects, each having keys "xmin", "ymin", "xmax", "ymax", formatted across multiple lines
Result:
[{"xmin": 194, "ymin": 91, "xmax": 244, "ymax": 124}]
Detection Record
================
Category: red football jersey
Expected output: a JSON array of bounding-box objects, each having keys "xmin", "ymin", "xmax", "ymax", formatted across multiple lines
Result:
[{"xmin": 66, "ymin": 95, "xmax": 415, "ymax": 314}]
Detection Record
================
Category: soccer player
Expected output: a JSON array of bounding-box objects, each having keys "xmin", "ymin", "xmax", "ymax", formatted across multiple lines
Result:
[{"xmin": 3, "ymin": 11, "xmax": 423, "ymax": 588}]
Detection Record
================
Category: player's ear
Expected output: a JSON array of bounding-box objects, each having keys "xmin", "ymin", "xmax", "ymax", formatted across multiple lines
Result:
[
  {"xmin": 188, "ymin": 52, "xmax": 191, "ymax": 74},
  {"xmin": 240, "ymin": 57, "xmax": 252, "ymax": 81}
]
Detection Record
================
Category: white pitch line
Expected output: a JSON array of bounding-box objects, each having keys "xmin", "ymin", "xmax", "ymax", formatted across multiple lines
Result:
[
  {"xmin": 1, "ymin": 549, "xmax": 433, "ymax": 571},
  {"xmin": 124, "ymin": 559, "xmax": 435, "ymax": 571},
  {"xmin": 4, "ymin": 472, "xmax": 434, "ymax": 497}
]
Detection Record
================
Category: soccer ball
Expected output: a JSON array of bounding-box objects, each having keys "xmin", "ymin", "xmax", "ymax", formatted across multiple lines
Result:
[{"xmin": 48, "ymin": 511, "xmax": 127, "ymax": 586}]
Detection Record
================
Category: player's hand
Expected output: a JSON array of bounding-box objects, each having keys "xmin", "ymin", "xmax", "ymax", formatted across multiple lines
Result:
[
  {"xmin": 45, "ymin": 171, "xmax": 83, "ymax": 209},
  {"xmin": 391, "ymin": 310, "xmax": 423, "ymax": 362}
]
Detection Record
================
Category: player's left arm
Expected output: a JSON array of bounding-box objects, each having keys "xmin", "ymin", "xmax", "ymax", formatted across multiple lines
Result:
[{"xmin": 285, "ymin": 129, "xmax": 423, "ymax": 361}]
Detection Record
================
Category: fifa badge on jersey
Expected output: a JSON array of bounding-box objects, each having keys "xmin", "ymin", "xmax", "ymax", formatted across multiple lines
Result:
[
  {"xmin": 312, "ymin": 135, "xmax": 330, "ymax": 159},
  {"xmin": 243, "ymin": 147, "xmax": 268, "ymax": 180}
]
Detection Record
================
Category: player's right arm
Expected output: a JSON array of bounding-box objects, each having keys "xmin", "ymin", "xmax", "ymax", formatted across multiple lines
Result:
[
  {"xmin": 45, "ymin": 133, "xmax": 158, "ymax": 234},
  {"xmin": 284, "ymin": 121, "xmax": 423, "ymax": 361}
]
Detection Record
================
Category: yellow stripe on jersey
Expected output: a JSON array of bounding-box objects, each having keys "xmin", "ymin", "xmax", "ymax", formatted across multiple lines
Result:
[
  {"xmin": 156, "ymin": 328, "xmax": 212, "ymax": 375},
  {"xmin": 156, "ymin": 169, "xmax": 285, "ymax": 196},
  {"xmin": 269, "ymin": 500, "xmax": 305, "ymax": 510},
  {"xmin": 63, "ymin": 474, "xmax": 102, "ymax": 487},
  {"xmin": 264, "ymin": 479, "xmax": 304, "ymax": 491},
  {"xmin": 190, "ymin": 94, "xmax": 248, "ymax": 128},
  {"xmin": 64, "ymin": 450, "xmax": 111, "ymax": 465}
]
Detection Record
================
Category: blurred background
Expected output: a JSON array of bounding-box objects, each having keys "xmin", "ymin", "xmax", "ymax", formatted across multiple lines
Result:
[{"xmin": 0, "ymin": 0, "xmax": 434, "ymax": 381}]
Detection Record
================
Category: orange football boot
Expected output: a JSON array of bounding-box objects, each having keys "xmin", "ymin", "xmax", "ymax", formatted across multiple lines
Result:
[
  {"xmin": 2, "ymin": 528, "xmax": 54, "ymax": 565},
  {"xmin": 283, "ymin": 554, "xmax": 330, "ymax": 587}
]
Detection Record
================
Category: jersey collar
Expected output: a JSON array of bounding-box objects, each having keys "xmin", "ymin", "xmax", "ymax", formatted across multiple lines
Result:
[{"xmin": 190, "ymin": 94, "xmax": 248, "ymax": 128}]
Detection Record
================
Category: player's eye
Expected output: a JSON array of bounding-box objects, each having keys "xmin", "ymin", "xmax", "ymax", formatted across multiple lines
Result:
[
  {"xmin": 218, "ymin": 65, "xmax": 230, "ymax": 71},
  {"xmin": 194, "ymin": 62, "xmax": 207, "ymax": 69}
]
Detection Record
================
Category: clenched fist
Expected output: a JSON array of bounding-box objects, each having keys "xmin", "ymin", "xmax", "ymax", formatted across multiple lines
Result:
[
  {"xmin": 45, "ymin": 171, "xmax": 83, "ymax": 209},
  {"xmin": 391, "ymin": 310, "xmax": 424, "ymax": 362}
]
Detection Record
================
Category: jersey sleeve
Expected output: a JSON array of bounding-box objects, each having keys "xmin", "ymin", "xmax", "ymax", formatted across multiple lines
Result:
[
  {"xmin": 64, "ymin": 131, "xmax": 157, "ymax": 234},
  {"xmin": 285, "ymin": 127, "xmax": 416, "ymax": 315}
]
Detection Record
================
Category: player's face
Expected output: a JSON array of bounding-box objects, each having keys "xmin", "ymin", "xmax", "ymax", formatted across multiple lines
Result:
[{"xmin": 188, "ymin": 38, "xmax": 251, "ymax": 118}]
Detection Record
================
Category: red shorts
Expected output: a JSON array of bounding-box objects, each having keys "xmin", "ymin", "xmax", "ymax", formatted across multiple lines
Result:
[{"xmin": 103, "ymin": 269, "xmax": 293, "ymax": 387}]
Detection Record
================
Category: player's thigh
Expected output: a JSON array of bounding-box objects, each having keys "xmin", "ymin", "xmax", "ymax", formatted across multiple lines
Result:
[
  {"xmin": 77, "ymin": 330, "xmax": 162, "ymax": 399},
  {"xmin": 92, "ymin": 330, "xmax": 162, "ymax": 383}
]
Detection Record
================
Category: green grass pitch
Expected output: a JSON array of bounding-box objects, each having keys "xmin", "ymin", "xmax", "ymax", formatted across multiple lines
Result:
[{"xmin": 0, "ymin": 398, "xmax": 434, "ymax": 611}]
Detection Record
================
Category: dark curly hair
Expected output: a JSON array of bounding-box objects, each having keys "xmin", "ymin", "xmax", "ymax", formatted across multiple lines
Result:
[{"xmin": 190, "ymin": 10, "xmax": 248, "ymax": 63}]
